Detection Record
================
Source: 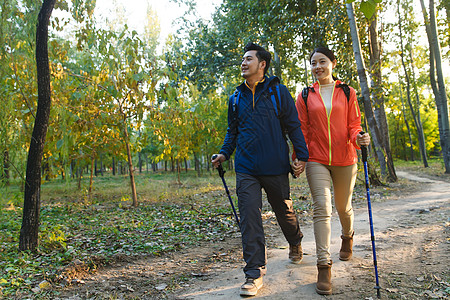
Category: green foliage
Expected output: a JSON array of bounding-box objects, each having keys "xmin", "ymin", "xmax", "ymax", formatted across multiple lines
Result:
[
  {"xmin": 1, "ymin": 0, "xmax": 449, "ymax": 294},
  {"xmin": 0, "ymin": 173, "xmax": 240, "ymax": 297},
  {"xmin": 347, "ymin": 0, "xmax": 382, "ymax": 20},
  {"xmin": 383, "ymin": 0, "xmax": 443, "ymax": 162}
]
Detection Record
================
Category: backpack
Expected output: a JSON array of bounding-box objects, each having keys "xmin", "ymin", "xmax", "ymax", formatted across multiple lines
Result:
[
  {"xmin": 301, "ymin": 83, "xmax": 351, "ymax": 110},
  {"xmin": 232, "ymin": 82, "xmax": 288, "ymax": 138}
]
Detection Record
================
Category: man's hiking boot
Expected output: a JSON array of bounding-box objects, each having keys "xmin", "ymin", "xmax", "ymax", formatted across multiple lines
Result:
[
  {"xmin": 240, "ymin": 277, "xmax": 263, "ymax": 296},
  {"xmin": 339, "ymin": 232, "xmax": 354, "ymax": 261},
  {"xmin": 289, "ymin": 243, "xmax": 303, "ymax": 264},
  {"xmin": 316, "ymin": 261, "xmax": 332, "ymax": 295}
]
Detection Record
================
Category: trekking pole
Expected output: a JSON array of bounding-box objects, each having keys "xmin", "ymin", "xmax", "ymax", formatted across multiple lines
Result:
[
  {"xmin": 212, "ymin": 155, "xmax": 240, "ymax": 229},
  {"xmin": 360, "ymin": 132, "xmax": 381, "ymax": 299}
]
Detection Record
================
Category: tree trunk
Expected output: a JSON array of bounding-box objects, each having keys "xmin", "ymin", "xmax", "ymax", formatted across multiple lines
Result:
[
  {"xmin": 428, "ymin": 0, "xmax": 450, "ymax": 173},
  {"xmin": 100, "ymin": 156, "xmax": 103, "ymax": 176},
  {"xmin": 123, "ymin": 122, "xmax": 138, "ymax": 207},
  {"xmin": 138, "ymin": 152, "xmax": 142, "ymax": 173},
  {"xmin": 368, "ymin": 13, "xmax": 397, "ymax": 182},
  {"xmin": 77, "ymin": 165, "xmax": 82, "ymax": 190},
  {"xmin": 88, "ymin": 156, "xmax": 95, "ymax": 195},
  {"xmin": 346, "ymin": 2, "xmax": 385, "ymax": 185},
  {"xmin": 176, "ymin": 159, "xmax": 181, "ymax": 183},
  {"xmin": 273, "ymin": 45, "xmax": 282, "ymax": 79},
  {"xmin": 112, "ymin": 157, "xmax": 116, "ymax": 175},
  {"xmin": 409, "ymin": 50, "xmax": 429, "ymax": 167},
  {"xmin": 3, "ymin": 149, "xmax": 9, "ymax": 186},
  {"xmin": 303, "ymin": 56, "xmax": 310, "ymax": 86},
  {"xmin": 398, "ymin": 77, "xmax": 415, "ymax": 161},
  {"xmin": 194, "ymin": 152, "xmax": 200, "ymax": 176},
  {"xmin": 397, "ymin": 1, "xmax": 426, "ymax": 165},
  {"xmin": 70, "ymin": 160, "xmax": 75, "ymax": 179},
  {"xmin": 420, "ymin": 0, "xmax": 450, "ymax": 173},
  {"xmin": 19, "ymin": 0, "xmax": 56, "ymax": 252}
]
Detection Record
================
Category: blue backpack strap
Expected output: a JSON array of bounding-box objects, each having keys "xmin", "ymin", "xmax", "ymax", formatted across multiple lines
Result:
[
  {"xmin": 268, "ymin": 86, "xmax": 279, "ymax": 116},
  {"xmin": 275, "ymin": 84, "xmax": 281, "ymax": 117},
  {"xmin": 269, "ymin": 83, "xmax": 288, "ymax": 140}
]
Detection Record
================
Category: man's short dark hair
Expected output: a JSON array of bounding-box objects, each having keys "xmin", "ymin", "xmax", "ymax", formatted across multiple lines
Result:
[{"xmin": 244, "ymin": 42, "xmax": 271, "ymax": 74}]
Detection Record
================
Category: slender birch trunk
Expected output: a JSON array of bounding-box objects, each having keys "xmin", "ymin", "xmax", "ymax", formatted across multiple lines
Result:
[{"xmin": 346, "ymin": 2, "xmax": 386, "ymax": 181}]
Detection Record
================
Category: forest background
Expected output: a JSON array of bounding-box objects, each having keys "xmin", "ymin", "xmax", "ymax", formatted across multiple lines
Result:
[{"xmin": 0, "ymin": 0, "xmax": 449, "ymax": 298}]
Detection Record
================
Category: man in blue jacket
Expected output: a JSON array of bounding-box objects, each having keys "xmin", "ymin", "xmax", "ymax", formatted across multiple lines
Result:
[{"xmin": 212, "ymin": 42, "xmax": 309, "ymax": 296}]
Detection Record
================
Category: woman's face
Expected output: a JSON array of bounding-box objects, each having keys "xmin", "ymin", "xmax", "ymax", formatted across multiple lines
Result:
[{"xmin": 310, "ymin": 52, "xmax": 337, "ymax": 84}]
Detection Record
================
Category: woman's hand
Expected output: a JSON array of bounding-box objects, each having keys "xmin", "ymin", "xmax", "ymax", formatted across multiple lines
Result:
[
  {"xmin": 293, "ymin": 158, "xmax": 306, "ymax": 177},
  {"xmin": 356, "ymin": 132, "xmax": 371, "ymax": 147}
]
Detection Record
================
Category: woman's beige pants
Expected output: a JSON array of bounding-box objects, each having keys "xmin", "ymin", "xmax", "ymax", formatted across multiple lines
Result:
[{"xmin": 306, "ymin": 161, "xmax": 357, "ymax": 265}]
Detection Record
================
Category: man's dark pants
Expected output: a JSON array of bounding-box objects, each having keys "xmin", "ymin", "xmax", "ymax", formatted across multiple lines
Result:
[{"xmin": 236, "ymin": 172, "xmax": 303, "ymax": 279}]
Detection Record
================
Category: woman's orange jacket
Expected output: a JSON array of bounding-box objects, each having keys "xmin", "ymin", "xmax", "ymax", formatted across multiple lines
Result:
[{"xmin": 295, "ymin": 80, "xmax": 362, "ymax": 166}]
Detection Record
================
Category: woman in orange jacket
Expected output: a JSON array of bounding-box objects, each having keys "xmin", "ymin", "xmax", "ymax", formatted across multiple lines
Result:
[{"xmin": 293, "ymin": 47, "xmax": 370, "ymax": 295}]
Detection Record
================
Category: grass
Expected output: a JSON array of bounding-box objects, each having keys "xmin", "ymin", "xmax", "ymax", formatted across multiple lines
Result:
[
  {"xmin": 393, "ymin": 157, "xmax": 448, "ymax": 180},
  {"xmin": 0, "ymin": 159, "xmax": 447, "ymax": 298},
  {"xmin": 0, "ymin": 169, "xmax": 239, "ymax": 298}
]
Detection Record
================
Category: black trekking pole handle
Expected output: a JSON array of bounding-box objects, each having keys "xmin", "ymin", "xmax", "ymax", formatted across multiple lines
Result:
[
  {"xmin": 360, "ymin": 131, "xmax": 368, "ymax": 163},
  {"xmin": 212, "ymin": 154, "xmax": 226, "ymax": 178}
]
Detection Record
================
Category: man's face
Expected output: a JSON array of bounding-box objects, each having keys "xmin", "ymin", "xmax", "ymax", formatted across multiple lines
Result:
[{"xmin": 241, "ymin": 50, "xmax": 265, "ymax": 79}]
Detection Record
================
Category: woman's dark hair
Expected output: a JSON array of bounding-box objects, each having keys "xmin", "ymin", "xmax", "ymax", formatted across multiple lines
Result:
[
  {"xmin": 244, "ymin": 42, "xmax": 271, "ymax": 74},
  {"xmin": 309, "ymin": 47, "xmax": 336, "ymax": 63},
  {"xmin": 310, "ymin": 47, "xmax": 338, "ymax": 81}
]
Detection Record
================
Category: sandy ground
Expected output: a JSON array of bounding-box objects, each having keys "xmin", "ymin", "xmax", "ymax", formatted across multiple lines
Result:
[{"xmin": 58, "ymin": 171, "xmax": 449, "ymax": 299}]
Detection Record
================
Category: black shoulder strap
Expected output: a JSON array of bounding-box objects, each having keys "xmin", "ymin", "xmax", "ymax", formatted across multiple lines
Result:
[
  {"xmin": 302, "ymin": 87, "xmax": 314, "ymax": 110},
  {"xmin": 231, "ymin": 90, "xmax": 240, "ymax": 134},
  {"xmin": 337, "ymin": 83, "xmax": 350, "ymax": 102},
  {"xmin": 232, "ymin": 89, "xmax": 240, "ymax": 113}
]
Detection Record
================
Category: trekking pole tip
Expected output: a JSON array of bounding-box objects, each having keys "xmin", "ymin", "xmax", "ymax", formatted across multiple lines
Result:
[{"xmin": 375, "ymin": 286, "xmax": 381, "ymax": 298}]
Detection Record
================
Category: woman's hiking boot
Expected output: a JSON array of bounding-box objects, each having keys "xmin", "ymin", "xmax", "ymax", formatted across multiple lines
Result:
[
  {"xmin": 339, "ymin": 232, "xmax": 354, "ymax": 261},
  {"xmin": 316, "ymin": 261, "xmax": 332, "ymax": 295}
]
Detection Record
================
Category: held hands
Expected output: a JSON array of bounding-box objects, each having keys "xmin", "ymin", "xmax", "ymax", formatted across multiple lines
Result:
[
  {"xmin": 211, "ymin": 154, "xmax": 226, "ymax": 168},
  {"xmin": 292, "ymin": 158, "xmax": 306, "ymax": 178},
  {"xmin": 356, "ymin": 132, "xmax": 371, "ymax": 147}
]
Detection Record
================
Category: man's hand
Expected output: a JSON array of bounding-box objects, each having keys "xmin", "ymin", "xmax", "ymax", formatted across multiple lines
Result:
[
  {"xmin": 211, "ymin": 154, "xmax": 226, "ymax": 168},
  {"xmin": 292, "ymin": 158, "xmax": 306, "ymax": 178}
]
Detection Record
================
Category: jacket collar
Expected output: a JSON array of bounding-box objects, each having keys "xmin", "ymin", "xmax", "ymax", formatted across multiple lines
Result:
[
  {"xmin": 237, "ymin": 75, "xmax": 280, "ymax": 93},
  {"xmin": 313, "ymin": 79, "xmax": 342, "ymax": 90}
]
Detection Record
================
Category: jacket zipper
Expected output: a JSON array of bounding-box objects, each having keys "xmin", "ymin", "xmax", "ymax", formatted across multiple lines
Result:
[
  {"xmin": 318, "ymin": 83, "xmax": 336, "ymax": 165},
  {"xmin": 245, "ymin": 79, "xmax": 265, "ymax": 109}
]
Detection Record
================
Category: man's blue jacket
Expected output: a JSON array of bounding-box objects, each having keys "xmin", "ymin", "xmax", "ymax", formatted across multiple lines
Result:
[{"xmin": 220, "ymin": 76, "xmax": 309, "ymax": 176}]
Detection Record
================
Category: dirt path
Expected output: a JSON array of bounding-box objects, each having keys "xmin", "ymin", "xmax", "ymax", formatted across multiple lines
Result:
[
  {"xmin": 59, "ymin": 172, "xmax": 449, "ymax": 299},
  {"xmin": 174, "ymin": 172, "xmax": 449, "ymax": 299}
]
